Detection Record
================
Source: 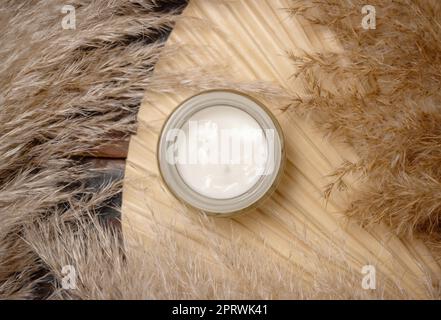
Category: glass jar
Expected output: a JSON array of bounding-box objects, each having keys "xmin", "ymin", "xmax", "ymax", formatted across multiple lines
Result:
[{"xmin": 157, "ymin": 89, "xmax": 285, "ymax": 216}]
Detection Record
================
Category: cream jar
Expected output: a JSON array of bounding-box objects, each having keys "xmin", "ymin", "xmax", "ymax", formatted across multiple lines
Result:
[{"xmin": 157, "ymin": 90, "xmax": 284, "ymax": 216}]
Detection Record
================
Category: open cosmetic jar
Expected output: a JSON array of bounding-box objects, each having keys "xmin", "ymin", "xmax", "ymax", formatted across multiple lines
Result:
[{"xmin": 157, "ymin": 90, "xmax": 285, "ymax": 216}]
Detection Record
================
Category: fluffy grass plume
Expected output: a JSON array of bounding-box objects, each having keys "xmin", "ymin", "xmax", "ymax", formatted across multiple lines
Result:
[
  {"xmin": 287, "ymin": 0, "xmax": 441, "ymax": 247},
  {"xmin": 0, "ymin": 0, "xmax": 182, "ymax": 298}
]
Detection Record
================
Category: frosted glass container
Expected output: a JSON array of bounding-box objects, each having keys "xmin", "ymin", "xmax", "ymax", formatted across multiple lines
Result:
[{"xmin": 157, "ymin": 90, "xmax": 285, "ymax": 216}]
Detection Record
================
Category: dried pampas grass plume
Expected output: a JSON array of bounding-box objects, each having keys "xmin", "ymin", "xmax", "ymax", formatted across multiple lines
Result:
[
  {"xmin": 0, "ymin": 0, "xmax": 185, "ymax": 298},
  {"xmin": 24, "ymin": 205, "xmax": 420, "ymax": 299},
  {"xmin": 287, "ymin": 0, "xmax": 441, "ymax": 247}
]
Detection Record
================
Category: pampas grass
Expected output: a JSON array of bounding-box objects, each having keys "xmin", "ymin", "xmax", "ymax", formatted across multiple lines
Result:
[
  {"xmin": 287, "ymin": 0, "xmax": 441, "ymax": 247},
  {"xmin": 25, "ymin": 214, "xmax": 417, "ymax": 299},
  {"xmin": 1, "ymin": 0, "xmax": 441, "ymax": 299},
  {"xmin": 0, "ymin": 0, "xmax": 183, "ymax": 298}
]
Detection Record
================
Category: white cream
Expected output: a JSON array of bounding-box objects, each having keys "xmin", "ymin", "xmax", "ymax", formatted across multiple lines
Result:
[{"xmin": 176, "ymin": 106, "xmax": 268, "ymax": 199}]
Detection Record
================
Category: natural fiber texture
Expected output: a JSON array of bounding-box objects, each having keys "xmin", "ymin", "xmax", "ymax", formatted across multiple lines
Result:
[
  {"xmin": 26, "ymin": 211, "xmax": 415, "ymax": 299},
  {"xmin": 287, "ymin": 0, "xmax": 441, "ymax": 247},
  {"xmin": 0, "ymin": 0, "xmax": 182, "ymax": 298},
  {"xmin": 1, "ymin": 0, "xmax": 441, "ymax": 299}
]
